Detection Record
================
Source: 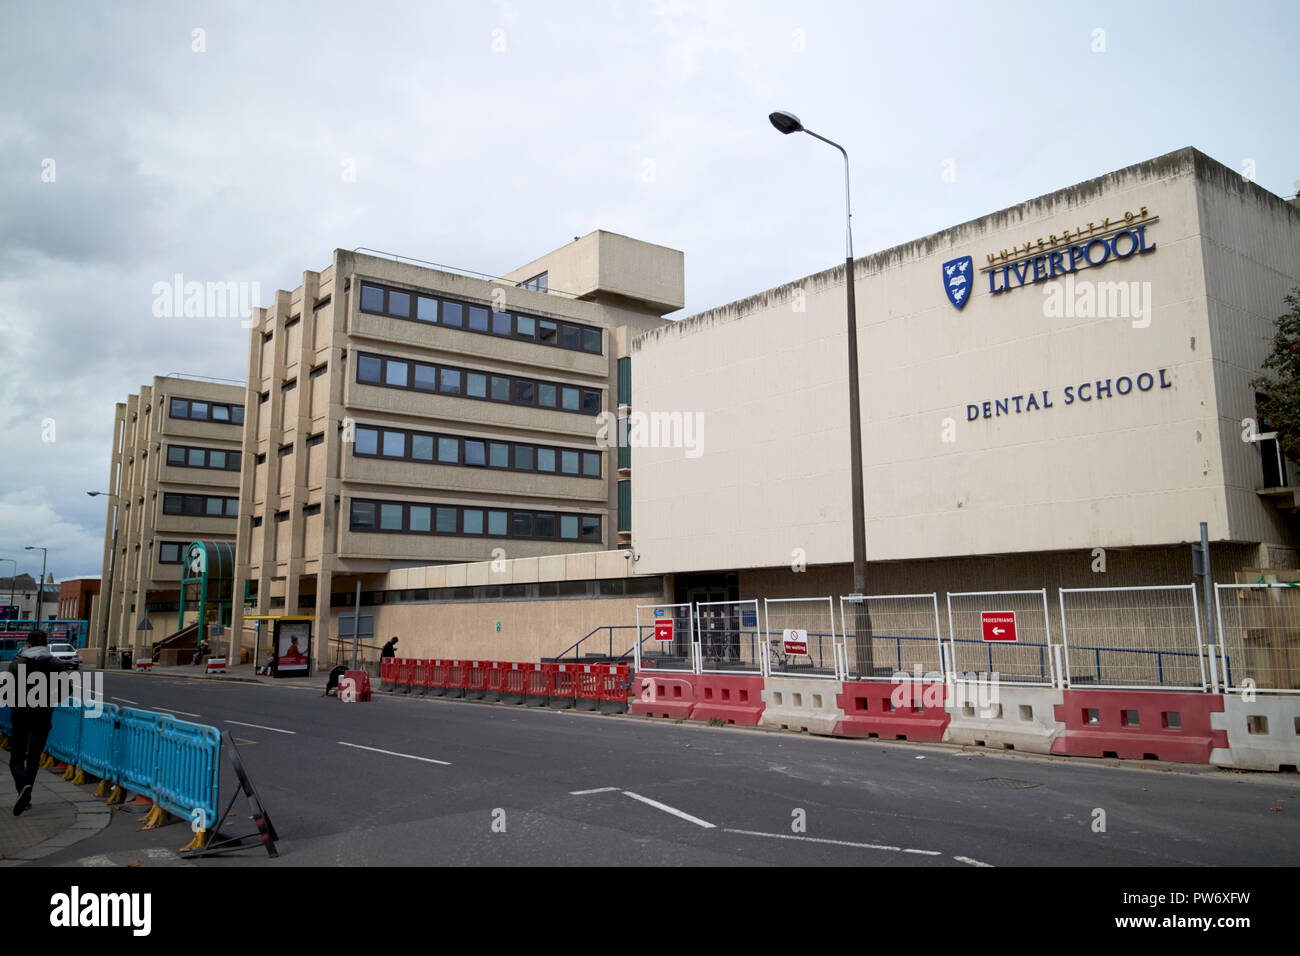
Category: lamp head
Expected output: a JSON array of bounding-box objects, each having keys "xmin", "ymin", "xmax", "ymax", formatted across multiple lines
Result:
[{"xmin": 769, "ymin": 110, "xmax": 804, "ymax": 135}]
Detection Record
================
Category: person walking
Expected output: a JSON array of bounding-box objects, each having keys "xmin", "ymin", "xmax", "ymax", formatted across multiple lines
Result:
[
  {"xmin": 7, "ymin": 629, "xmax": 69, "ymax": 816},
  {"xmin": 321, "ymin": 663, "xmax": 348, "ymax": 697},
  {"xmin": 380, "ymin": 636, "xmax": 398, "ymax": 659}
]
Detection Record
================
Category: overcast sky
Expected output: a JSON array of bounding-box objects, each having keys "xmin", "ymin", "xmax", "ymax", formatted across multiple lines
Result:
[{"xmin": 1, "ymin": 0, "xmax": 1297, "ymax": 585}]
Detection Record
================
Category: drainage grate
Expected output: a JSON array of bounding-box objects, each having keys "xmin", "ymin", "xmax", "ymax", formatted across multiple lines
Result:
[{"xmin": 976, "ymin": 777, "xmax": 1042, "ymax": 790}]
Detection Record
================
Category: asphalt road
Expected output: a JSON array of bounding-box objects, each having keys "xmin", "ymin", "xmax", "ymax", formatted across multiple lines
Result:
[{"xmin": 34, "ymin": 671, "xmax": 1300, "ymax": 867}]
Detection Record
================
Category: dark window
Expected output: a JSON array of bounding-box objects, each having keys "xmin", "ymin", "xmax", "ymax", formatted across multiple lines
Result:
[
  {"xmin": 306, "ymin": 434, "xmax": 323, "ymax": 448},
  {"xmin": 582, "ymin": 329, "xmax": 602, "ymax": 353},
  {"xmin": 416, "ymin": 296, "xmax": 438, "ymax": 323},
  {"xmin": 388, "ymin": 290, "xmax": 411, "ymax": 318},
  {"xmin": 355, "ymin": 427, "xmax": 379, "ymax": 456},
  {"xmin": 304, "ymin": 503, "xmax": 321, "ymax": 517},
  {"xmin": 491, "ymin": 311, "xmax": 512, "ymax": 336},
  {"xmin": 382, "ymin": 431, "xmax": 405, "ymax": 457},
  {"xmin": 436, "ymin": 507, "xmax": 458, "ymax": 534},
  {"xmin": 513, "ymin": 379, "xmax": 535, "ymax": 405},
  {"xmin": 167, "ymin": 446, "xmax": 185, "ymax": 466},
  {"xmin": 442, "ymin": 301, "xmax": 463, "ymax": 327},
  {"xmin": 582, "ymin": 452, "xmax": 601, "ymax": 477},
  {"xmin": 539, "ymin": 320, "xmax": 558, "ymax": 345},
  {"xmin": 170, "ymin": 398, "xmax": 188, "ymax": 418},
  {"xmin": 159, "ymin": 543, "xmax": 182, "ymax": 564},
  {"xmin": 535, "ymin": 513, "xmax": 556, "ymax": 538},
  {"xmin": 358, "ymin": 355, "xmax": 383, "ymax": 383},
  {"xmin": 490, "ymin": 376, "xmax": 510, "ymax": 402},
  {"xmin": 581, "ymin": 389, "xmax": 601, "ymax": 414},
  {"xmin": 413, "ymin": 364, "xmax": 438, "ymax": 391},
  {"xmin": 440, "ymin": 368, "xmax": 461, "ymax": 395},
  {"xmin": 464, "ymin": 440, "xmax": 486, "ymax": 467},
  {"xmin": 515, "ymin": 445, "xmax": 534, "ymax": 471},
  {"xmin": 538, "ymin": 383, "xmax": 557, "ymax": 408},
  {"xmin": 561, "ymin": 325, "xmax": 580, "ymax": 349},
  {"xmin": 511, "ymin": 512, "xmax": 533, "ymax": 537},
  {"xmin": 351, "ymin": 501, "xmax": 376, "ymax": 529},
  {"xmin": 360, "ymin": 284, "xmax": 384, "ymax": 313},
  {"xmin": 580, "ymin": 515, "xmax": 601, "ymax": 541},
  {"xmin": 468, "ymin": 305, "xmax": 489, "ymax": 332},
  {"xmin": 617, "ymin": 356, "xmax": 631, "ymax": 406},
  {"xmin": 231, "ymin": 405, "xmax": 245, "ymax": 425}
]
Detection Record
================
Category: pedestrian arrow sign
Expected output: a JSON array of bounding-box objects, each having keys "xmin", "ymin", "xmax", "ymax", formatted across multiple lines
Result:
[{"xmin": 980, "ymin": 611, "xmax": 1018, "ymax": 642}]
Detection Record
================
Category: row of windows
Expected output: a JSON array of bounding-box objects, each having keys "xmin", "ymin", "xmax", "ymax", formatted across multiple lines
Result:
[
  {"xmin": 358, "ymin": 281, "xmax": 602, "ymax": 354},
  {"xmin": 162, "ymin": 493, "xmax": 239, "ymax": 518},
  {"xmin": 353, "ymin": 425, "xmax": 602, "ymax": 478},
  {"xmin": 169, "ymin": 397, "xmax": 245, "ymax": 425},
  {"xmin": 355, "ymin": 352, "xmax": 601, "ymax": 415},
  {"xmin": 518, "ymin": 272, "xmax": 548, "ymax": 292},
  {"xmin": 324, "ymin": 576, "xmax": 661, "ymax": 608},
  {"xmin": 166, "ymin": 444, "xmax": 242, "ymax": 471},
  {"xmin": 350, "ymin": 499, "xmax": 601, "ymax": 542}
]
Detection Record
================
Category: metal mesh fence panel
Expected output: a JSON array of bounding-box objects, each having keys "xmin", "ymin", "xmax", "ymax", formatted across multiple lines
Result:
[
  {"xmin": 946, "ymin": 589, "xmax": 1055, "ymax": 685},
  {"xmin": 1215, "ymin": 584, "xmax": 1300, "ymax": 693},
  {"xmin": 1059, "ymin": 585, "xmax": 1205, "ymax": 689},
  {"xmin": 634, "ymin": 603, "xmax": 695, "ymax": 673},
  {"xmin": 839, "ymin": 593, "xmax": 943, "ymax": 681},
  {"xmin": 695, "ymin": 599, "xmax": 762, "ymax": 674},
  {"xmin": 763, "ymin": 597, "xmax": 840, "ymax": 678}
]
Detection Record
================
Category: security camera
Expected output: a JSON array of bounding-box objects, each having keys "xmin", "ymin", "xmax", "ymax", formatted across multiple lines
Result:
[{"xmin": 623, "ymin": 549, "xmax": 633, "ymax": 559}]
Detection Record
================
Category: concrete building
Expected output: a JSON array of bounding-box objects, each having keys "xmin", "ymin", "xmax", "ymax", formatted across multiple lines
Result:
[
  {"xmin": 298, "ymin": 147, "xmax": 1300, "ymax": 677},
  {"xmin": 228, "ymin": 231, "xmax": 683, "ymax": 666},
  {"xmin": 0, "ymin": 573, "xmax": 58, "ymax": 622},
  {"xmin": 627, "ymin": 147, "xmax": 1300, "ymax": 625},
  {"xmin": 96, "ymin": 376, "xmax": 245, "ymax": 655}
]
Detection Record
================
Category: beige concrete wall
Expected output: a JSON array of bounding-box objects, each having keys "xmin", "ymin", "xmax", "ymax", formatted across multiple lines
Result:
[
  {"xmin": 329, "ymin": 595, "xmax": 649, "ymax": 662},
  {"xmin": 633, "ymin": 148, "xmax": 1297, "ymax": 576}
]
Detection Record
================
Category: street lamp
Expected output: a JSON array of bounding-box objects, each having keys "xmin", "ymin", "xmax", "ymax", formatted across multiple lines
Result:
[
  {"xmin": 769, "ymin": 109, "xmax": 874, "ymax": 675},
  {"xmin": 24, "ymin": 545, "xmax": 49, "ymax": 622}
]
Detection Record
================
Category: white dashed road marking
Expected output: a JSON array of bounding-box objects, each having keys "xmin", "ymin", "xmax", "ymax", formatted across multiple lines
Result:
[
  {"xmin": 570, "ymin": 786, "xmax": 620, "ymax": 795},
  {"xmin": 226, "ymin": 720, "xmax": 295, "ymax": 734},
  {"xmin": 337, "ymin": 742, "xmax": 450, "ymax": 765},
  {"xmin": 622, "ymin": 790, "xmax": 716, "ymax": 829}
]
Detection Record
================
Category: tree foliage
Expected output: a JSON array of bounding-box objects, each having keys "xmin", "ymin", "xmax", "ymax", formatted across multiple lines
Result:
[{"xmin": 1251, "ymin": 289, "xmax": 1300, "ymax": 466}]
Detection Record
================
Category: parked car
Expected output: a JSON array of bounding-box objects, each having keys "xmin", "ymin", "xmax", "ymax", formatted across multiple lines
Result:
[{"xmin": 49, "ymin": 643, "xmax": 82, "ymax": 669}]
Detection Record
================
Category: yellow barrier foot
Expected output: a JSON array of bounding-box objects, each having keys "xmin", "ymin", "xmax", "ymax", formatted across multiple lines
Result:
[
  {"xmin": 92, "ymin": 779, "xmax": 111, "ymax": 798},
  {"xmin": 62, "ymin": 764, "xmax": 78, "ymax": 782},
  {"xmin": 106, "ymin": 785, "xmax": 126, "ymax": 805},
  {"xmin": 180, "ymin": 829, "xmax": 208, "ymax": 852},
  {"xmin": 141, "ymin": 806, "xmax": 169, "ymax": 830},
  {"xmin": 71, "ymin": 769, "xmax": 89, "ymax": 786}
]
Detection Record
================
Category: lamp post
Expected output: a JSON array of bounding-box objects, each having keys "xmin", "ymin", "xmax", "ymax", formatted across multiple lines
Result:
[
  {"xmin": 768, "ymin": 110, "xmax": 874, "ymax": 676},
  {"xmin": 24, "ymin": 546, "xmax": 49, "ymax": 623}
]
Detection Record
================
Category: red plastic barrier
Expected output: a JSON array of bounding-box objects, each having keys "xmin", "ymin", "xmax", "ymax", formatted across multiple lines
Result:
[
  {"xmin": 411, "ymin": 659, "xmax": 432, "ymax": 695},
  {"xmin": 428, "ymin": 659, "xmax": 448, "ymax": 696},
  {"xmin": 833, "ymin": 680, "xmax": 950, "ymax": 742},
  {"xmin": 445, "ymin": 660, "xmax": 468, "ymax": 698},
  {"xmin": 501, "ymin": 662, "xmax": 527, "ymax": 704},
  {"xmin": 395, "ymin": 658, "xmax": 415, "ymax": 693},
  {"xmin": 1051, "ymin": 690, "xmax": 1227, "ymax": 763},
  {"xmin": 629, "ymin": 672, "xmax": 697, "ymax": 719},
  {"xmin": 484, "ymin": 661, "xmax": 505, "ymax": 702},
  {"xmin": 692, "ymin": 674, "xmax": 766, "ymax": 726},
  {"xmin": 574, "ymin": 663, "xmax": 631, "ymax": 714},
  {"xmin": 134, "ymin": 660, "xmax": 154, "ymax": 671},
  {"xmin": 465, "ymin": 660, "xmax": 489, "ymax": 700},
  {"xmin": 342, "ymin": 669, "xmax": 372, "ymax": 702},
  {"xmin": 549, "ymin": 663, "xmax": 578, "ymax": 709},
  {"xmin": 380, "ymin": 658, "xmax": 396, "ymax": 690},
  {"xmin": 205, "ymin": 658, "xmax": 227, "ymax": 674},
  {"xmin": 524, "ymin": 663, "xmax": 554, "ymax": 705}
]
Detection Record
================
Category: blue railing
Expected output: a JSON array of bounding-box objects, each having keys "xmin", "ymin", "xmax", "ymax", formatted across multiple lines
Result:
[
  {"xmin": 1063, "ymin": 642, "xmax": 1232, "ymax": 688},
  {"xmin": 553, "ymin": 625, "xmax": 640, "ymax": 662}
]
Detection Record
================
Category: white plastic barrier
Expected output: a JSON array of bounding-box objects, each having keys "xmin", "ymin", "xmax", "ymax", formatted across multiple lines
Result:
[
  {"xmin": 759, "ymin": 676, "xmax": 845, "ymax": 734},
  {"xmin": 1210, "ymin": 694, "xmax": 1300, "ymax": 771},
  {"xmin": 942, "ymin": 685, "xmax": 1065, "ymax": 754}
]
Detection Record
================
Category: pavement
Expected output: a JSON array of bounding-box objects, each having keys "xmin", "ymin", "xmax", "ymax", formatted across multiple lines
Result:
[
  {"xmin": 9, "ymin": 666, "xmax": 1294, "ymax": 867},
  {"xmin": 0, "ymin": 755, "xmax": 112, "ymax": 865}
]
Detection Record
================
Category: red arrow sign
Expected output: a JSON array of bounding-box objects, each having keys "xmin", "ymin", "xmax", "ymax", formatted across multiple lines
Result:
[
  {"xmin": 980, "ymin": 611, "xmax": 1018, "ymax": 643},
  {"xmin": 654, "ymin": 619, "xmax": 674, "ymax": 643}
]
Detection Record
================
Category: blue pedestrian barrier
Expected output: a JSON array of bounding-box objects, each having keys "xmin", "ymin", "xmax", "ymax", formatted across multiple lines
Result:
[
  {"xmin": 44, "ymin": 697, "xmax": 85, "ymax": 765},
  {"xmin": 78, "ymin": 702, "xmax": 121, "ymax": 782},
  {"xmin": 154, "ymin": 717, "xmax": 221, "ymax": 832},
  {"xmin": 116, "ymin": 709, "xmax": 163, "ymax": 798}
]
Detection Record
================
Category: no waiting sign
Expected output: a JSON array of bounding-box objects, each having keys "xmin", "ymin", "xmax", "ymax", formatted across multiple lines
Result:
[{"xmin": 980, "ymin": 611, "xmax": 1018, "ymax": 643}]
